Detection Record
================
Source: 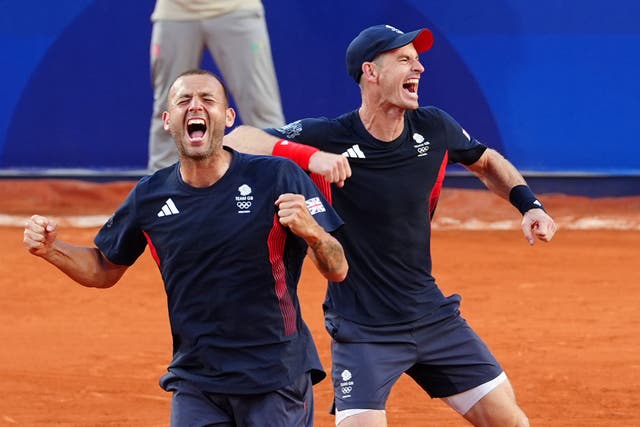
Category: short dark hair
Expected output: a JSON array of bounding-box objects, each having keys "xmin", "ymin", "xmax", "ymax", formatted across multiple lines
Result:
[{"xmin": 170, "ymin": 69, "xmax": 230, "ymax": 105}]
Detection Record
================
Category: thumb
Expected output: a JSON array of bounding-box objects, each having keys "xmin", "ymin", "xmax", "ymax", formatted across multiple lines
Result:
[{"xmin": 523, "ymin": 221, "xmax": 536, "ymax": 245}]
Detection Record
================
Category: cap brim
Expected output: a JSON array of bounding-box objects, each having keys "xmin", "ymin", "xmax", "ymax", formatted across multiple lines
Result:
[
  {"xmin": 383, "ymin": 28, "xmax": 434, "ymax": 55},
  {"xmin": 412, "ymin": 29, "xmax": 434, "ymax": 53}
]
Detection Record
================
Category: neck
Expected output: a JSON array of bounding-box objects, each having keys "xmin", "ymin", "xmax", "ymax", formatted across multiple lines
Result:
[
  {"xmin": 358, "ymin": 99, "xmax": 405, "ymax": 142},
  {"xmin": 179, "ymin": 149, "xmax": 231, "ymax": 188}
]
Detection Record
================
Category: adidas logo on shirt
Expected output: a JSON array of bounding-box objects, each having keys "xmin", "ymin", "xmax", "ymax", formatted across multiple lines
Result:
[
  {"xmin": 342, "ymin": 144, "xmax": 365, "ymax": 159},
  {"xmin": 157, "ymin": 198, "xmax": 179, "ymax": 217}
]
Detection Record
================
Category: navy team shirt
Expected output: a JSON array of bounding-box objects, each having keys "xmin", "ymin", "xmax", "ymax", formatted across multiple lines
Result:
[
  {"xmin": 94, "ymin": 147, "xmax": 342, "ymax": 394},
  {"xmin": 266, "ymin": 107, "xmax": 487, "ymax": 326}
]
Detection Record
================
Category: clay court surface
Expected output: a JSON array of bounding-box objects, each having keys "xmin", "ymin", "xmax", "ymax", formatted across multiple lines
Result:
[{"xmin": 1, "ymin": 179, "xmax": 639, "ymax": 426}]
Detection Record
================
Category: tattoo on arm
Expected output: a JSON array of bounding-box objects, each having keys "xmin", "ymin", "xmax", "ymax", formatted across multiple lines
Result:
[{"xmin": 308, "ymin": 236, "xmax": 347, "ymax": 281}]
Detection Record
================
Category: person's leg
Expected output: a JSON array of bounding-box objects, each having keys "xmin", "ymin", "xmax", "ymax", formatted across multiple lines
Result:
[
  {"xmin": 202, "ymin": 8, "xmax": 285, "ymax": 128},
  {"xmin": 148, "ymin": 20, "xmax": 204, "ymax": 171},
  {"xmin": 408, "ymin": 313, "xmax": 527, "ymax": 427},
  {"xmin": 165, "ymin": 379, "xmax": 234, "ymax": 427},
  {"xmin": 336, "ymin": 408, "xmax": 387, "ymax": 427},
  {"xmin": 332, "ymin": 340, "xmax": 403, "ymax": 427},
  {"xmin": 329, "ymin": 332, "xmax": 414, "ymax": 426},
  {"xmin": 457, "ymin": 376, "xmax": 529, "ymax": 427},
  {"xmin": 230, "ymin": 372, "xmax": 314, "ymax": 427}
]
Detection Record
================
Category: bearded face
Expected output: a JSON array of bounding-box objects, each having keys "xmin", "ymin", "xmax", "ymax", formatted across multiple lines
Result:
[{"xmin": 163, "ymin": 73, "xmax": 235, "ymax": 161}]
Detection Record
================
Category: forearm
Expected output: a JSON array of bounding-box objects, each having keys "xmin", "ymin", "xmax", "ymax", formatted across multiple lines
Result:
[
  {"xmin": 41, "ymin": 241, "xmax": 125, "ymax": 288},
  {"xmin": 223, "ymin": 125, "xmax": 279, "ymax": 155},
  {"xmin": 275, "ymin": 193, "xmax": 347, "ymax": 280},
  {"xmin": 466, "ymin": 148, "xmax": 556, "ymax": 243},
  {"xmin": 305, "ymin": 230, "xmax": 348, "ymax": 283},
  {"xmin": 465, "ymin": 148, "xmax": 527, "ymax": 201},
  {"xmin": 225, "ymin": 126, "xmax": 351, "ymax": 186}
]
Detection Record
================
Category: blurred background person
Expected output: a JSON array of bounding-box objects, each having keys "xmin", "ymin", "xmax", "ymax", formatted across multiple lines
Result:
[{"xmin": 148, "ymin": 0, "xmax": 285, "ymax": 172}]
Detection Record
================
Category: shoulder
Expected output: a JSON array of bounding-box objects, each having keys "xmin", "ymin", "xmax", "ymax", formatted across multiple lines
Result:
[
  {"xmin": 235, "ymin": 150, "xmax": 302, "ymax": 177},
  {"xmin": 409, "ymin": 106, "xmax": 451, "ymax": 122},
  {"xmin": 408, "ymin": 107, "xmax": 466, "ymax": 134},
  {"xmin": 134, "ymin": 164, "xmax": 177, "ymax": 193},
  {"xmin": 266, "ymin": 113, "xmax": 354, "ymax": 140}
]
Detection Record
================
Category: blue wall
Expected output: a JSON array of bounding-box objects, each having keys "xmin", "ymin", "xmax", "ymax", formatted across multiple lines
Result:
[{"xmin": 1, "ymin": 0, "xmax": 639, "ymax": 175}]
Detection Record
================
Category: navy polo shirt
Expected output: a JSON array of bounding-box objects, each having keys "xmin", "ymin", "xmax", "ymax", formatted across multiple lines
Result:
[
  {"xmin": 266, "ymin": 107, "xmax": 487, "ymax": 325},
  {"xmin": 94, "ymin": 148, "xmax": 343, "ymax": 394}
]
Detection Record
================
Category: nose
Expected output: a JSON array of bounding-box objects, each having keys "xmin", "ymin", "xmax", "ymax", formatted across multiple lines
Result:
[
  {"xmin": 188, "ymin": 97, "xmax": 204, "ymax": 111},
  {"xmin": 412, "ymin": 59, "xmax": 425, "ymax": 73}
]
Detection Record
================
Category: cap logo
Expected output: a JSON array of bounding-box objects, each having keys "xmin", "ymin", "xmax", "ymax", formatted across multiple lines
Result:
[{"xmin": 384, "ymin": 25, "xmax": 404, "ymax": 34}]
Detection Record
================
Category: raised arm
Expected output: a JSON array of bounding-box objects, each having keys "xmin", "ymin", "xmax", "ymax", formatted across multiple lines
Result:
[
  {"xmin": 23, "ymin": 215, "xmax": 128, "ymax": 288},
  {"xmin": 275, "ymin": 194, "xmax": 348, "ymax": 282},
  {"xmin": 224, "ymin": 125, "xmax": 279, "ymax": 155},
  {"xmin": 465, "ymin": 148, "xmax": 558, "ymax": 245},
  {"xmin": 225, "ymin": 125, "xmax": 352, "ymax": 187}
]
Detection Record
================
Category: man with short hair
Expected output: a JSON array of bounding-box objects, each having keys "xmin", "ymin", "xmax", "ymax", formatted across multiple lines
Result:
[
  {"xmin": 147, "ymin": 0, "xmax": 285, "ymax": 171},
  {"xmin": 24, "ymin": 69, "xmax": 347, "ymax": 427},
  {"xmin": 224, "ymin": 24, "xmax": 557, "ymax": 426}
]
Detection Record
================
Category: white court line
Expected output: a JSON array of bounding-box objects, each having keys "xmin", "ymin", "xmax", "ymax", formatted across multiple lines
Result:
[
  {"xmin": 2, "ymin": 213, "xmax": 638, "ymax": 230},
  {"xmin": 0, "ymin": 214, "xmax": 110, "ymax": 228},
  {"xmin": 433, "ymin": 216, "xmax": 640, "ymax": 231}
]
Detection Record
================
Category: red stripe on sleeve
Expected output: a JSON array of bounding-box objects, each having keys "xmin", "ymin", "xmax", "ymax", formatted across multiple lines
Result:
[{"xmin": 267, "ymin": 215, "xmax": 298, "ymax": 336}]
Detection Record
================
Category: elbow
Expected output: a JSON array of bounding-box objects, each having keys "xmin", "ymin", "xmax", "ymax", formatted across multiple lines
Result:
[
  {"xmin": 77, "ymin": 275, "xmax": 119, "ymax": 289},
  {"xmin": 89, "ymin": 279, "xmax": 118, "ymax": 289},
  {"xmin": 90, "ymin": 255, "xmax": 127, "ymax": 288},
  {"xmin": 327, "ymin": 262, "xmax": 348, "ymax": 283}
]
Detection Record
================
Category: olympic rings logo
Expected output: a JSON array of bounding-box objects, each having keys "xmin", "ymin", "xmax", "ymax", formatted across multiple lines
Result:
[
  {"xmin": 341, "ymin": 386, "xmax": 352, "ymax": 394},
  {"xmin": 237, "ymin": 201, "xmax": 252, "ymax": 210}
]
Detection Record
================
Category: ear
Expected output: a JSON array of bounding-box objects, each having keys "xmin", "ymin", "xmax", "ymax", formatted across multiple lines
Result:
[
  {"xmin": 225, "ymin": 107, "xmax": 236, "ymax": 128},
  {"xmin": 162, "ymin": 111, "xmax": 170, "ymax": 131},
  {"xmin": 362, "ymin": 62, "xmax": 378, "ymax": 82}
]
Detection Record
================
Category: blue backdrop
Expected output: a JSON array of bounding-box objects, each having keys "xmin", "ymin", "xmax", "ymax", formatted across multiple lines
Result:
[{"xmin": 1, "ymin": 0, "xmax": 639, "ymax": 177}]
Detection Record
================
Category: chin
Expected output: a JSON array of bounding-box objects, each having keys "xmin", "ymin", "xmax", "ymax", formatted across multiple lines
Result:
[
  {"xmin": 397, "ymin": 95, "xmax": 420, "ymax": 110},
  {"xmin": 179, "ymin": 145, "xmax": 207, "ymax": 160},
  {"xmin": 402, "ymin": 101, "xmax": 420, "ymax": 110}
]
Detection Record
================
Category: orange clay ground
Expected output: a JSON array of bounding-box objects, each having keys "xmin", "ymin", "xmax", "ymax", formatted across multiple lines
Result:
[{"xmin": 0, "ymin": 179, "xmax": 639, "ymax": 426}]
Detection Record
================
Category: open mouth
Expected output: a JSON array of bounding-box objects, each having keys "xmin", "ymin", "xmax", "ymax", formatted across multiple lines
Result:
[
  {"xmin": 187, "ymin": 118, "xmax": 207, "ymax": 141},
  {"xmin": 403, "ymin": 78, "xmax": 419, "ymax": 94}
]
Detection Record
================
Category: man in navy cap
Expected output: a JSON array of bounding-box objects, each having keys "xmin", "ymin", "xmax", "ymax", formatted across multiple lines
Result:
[{"xmin": 225, "ymin": 24, "xmax": 556, "ymax": 426}]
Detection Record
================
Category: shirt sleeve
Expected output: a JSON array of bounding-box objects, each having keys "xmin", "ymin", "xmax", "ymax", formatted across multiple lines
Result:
[
  {"xmin": 433, "ymin": 108, "xmax": 488, "ymax": 165},
  {"xmin": 276, "ymin": 159, "xmax": 343, "ymax": 233},
  {"xmin": 264, "ymin": 118, "xmax": 332, "ymax": 151},
  {"xmin": 94, "ymin": 186, "xmax": 147, "ymax": 266}
]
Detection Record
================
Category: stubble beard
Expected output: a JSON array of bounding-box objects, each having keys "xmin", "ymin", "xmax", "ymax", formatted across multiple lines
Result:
[{"xmin": 172, "ymin": 125, "xmax": 225, "ymax": 161}]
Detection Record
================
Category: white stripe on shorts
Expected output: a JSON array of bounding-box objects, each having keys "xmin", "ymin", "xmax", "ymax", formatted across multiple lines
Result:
[
  {"xmin": 442, "ymin": 371, "xmax": 508, "ymax": 415},
  {"xmin": 335, "ymin": 408, "xmax": 385, "ymax": 425}
]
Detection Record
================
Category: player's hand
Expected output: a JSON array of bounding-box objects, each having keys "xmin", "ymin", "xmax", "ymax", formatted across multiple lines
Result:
[
  {"xmin": 23, "ymin": 215, "xmax": 58, "ymax": 257},
  {"xmin": 521, "ymin": 208, "xmax": 557, "ymax": 245},
  {"xmin": 308, "ymin": 151, "xmax": 352, "ymax": 188},
  {"xmin": 275, "ymin": 193, "xmax": 323, "ymax": 239}
]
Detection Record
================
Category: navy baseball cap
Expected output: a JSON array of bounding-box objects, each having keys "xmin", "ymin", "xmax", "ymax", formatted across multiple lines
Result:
[{"xmin": 346, "ymin": 24, "xmax": 434, "ymax": 83}]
